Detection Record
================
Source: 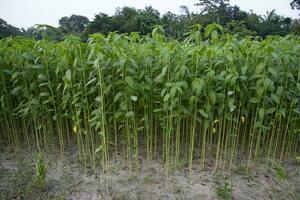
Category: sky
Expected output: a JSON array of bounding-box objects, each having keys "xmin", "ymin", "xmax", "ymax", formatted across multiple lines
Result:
[{"xmin": 0, "ymin": 0, "xmax": 299, "ymax": 29}]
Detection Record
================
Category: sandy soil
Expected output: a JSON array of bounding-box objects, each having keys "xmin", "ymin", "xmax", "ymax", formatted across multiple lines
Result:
[{"xmin": 0, "ymin": 147, "xmax": 299, "ymax": 200}]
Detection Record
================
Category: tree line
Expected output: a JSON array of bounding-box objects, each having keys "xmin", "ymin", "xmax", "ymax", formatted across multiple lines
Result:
[{"xmin": 1, "ymin": 0, "xmax": 300, "ymax": 40}]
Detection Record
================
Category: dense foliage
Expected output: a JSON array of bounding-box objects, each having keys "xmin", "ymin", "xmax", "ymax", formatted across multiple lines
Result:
[
  {"xmin": 1, "ymin": 25, "xmax": 299, "ymax": 175},
  {"xmin": 0, "ymin": 18, "xmax": 22, "ymax": 38},
  {"xmin": 1, "ymin": 0, "xmax": 300, "ymax": 40},
  {"xmin": 291, "ymin": 0, "xmax": 300, "ymax": 11}
]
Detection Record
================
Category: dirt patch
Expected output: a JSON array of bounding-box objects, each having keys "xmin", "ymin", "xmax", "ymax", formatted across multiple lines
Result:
[{"xmin": 0, "ymin": 147, "xmax": 299, "ymax": 200}]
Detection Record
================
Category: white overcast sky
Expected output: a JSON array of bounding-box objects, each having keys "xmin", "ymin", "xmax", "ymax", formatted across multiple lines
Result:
[{"xmin": 0, "ymin": 0, "xmax": 299, "ymax": 29}]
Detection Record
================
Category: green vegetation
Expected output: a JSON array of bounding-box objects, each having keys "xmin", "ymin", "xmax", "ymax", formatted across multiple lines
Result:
[
  {"xmin": 35, "ymin": 153, "xmax": 47, "ymax": 191},
  {"xmin": 1, "ymin": 0, "xmax": 300, "ymax": 40},
  {"xmin": 0, "ymin": 18, "xmax": 22, "ymax": 38},
  {"xmin": 296, "ymin": 156, "xmax": 300, "ymax": 163},
  {"xmin": 0, "ymin": 24, "xmax": 299, "ymax": 177},
  {"xmin": 0, "ymin": 156, "xmax": 71, "ymax": 200},
  {"xmin": 266, "ymin": 158, "xmax": 295, "ymax": 198},
  {"xmin": 216, "ymin": 181, "xmax": 233, "ymax": 200}
]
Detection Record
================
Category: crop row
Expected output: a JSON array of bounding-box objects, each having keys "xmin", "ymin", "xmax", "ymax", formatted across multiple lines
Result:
[{"xmin": 0, "ymin": 25, "xmax": 299, "ymax": 174}]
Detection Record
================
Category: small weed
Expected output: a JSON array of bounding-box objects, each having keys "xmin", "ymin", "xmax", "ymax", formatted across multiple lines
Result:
[
  {"xmin": 266, "ymin": 158, "xmax": 287, "ymax": 181},
  {"xmin": 216, "ymin": 181, "xmax": 233, "ymax": 200},
  {"xmin": 143, "ymin": 175, "xmax": 152, "ymax": 183},
  {"xmin": 296, "ymin": 156, "xmax": 300, "ymax": 164},
  {"xmin": 235, "ymin": 164, "xmax": 247, "ymax": 175},
  {"xmin": 35, "ymin": 153, "xmax": 47, "ymax": 191},
  {"xmin": 266, "ymin": 158, "xmax": 295, "ymax": 198}
]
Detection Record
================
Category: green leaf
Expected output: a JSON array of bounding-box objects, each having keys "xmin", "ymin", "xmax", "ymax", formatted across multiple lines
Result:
[
  {"xmin": 228, "ymin": 98, "xmax": 236, "ymax": 112},
  {"xmin": 199, "ymin": 109, "xmax": 209, "ymax": 118},
  {"xmin": 256, "ymin": 87, "xmax": 264, "ymax": 98},
  {"xmin": 153, "ymin": 108, "xmax": 164, "ymax": 113},
  {"xmin": 271, "ymin": 94, "xmax": 280, "ymax": 104},
  {"xmin": 95, "ymin": 145, "xmax": 102, "ymax": 154},
  {"xmin": 230, "ymin": 76, "xmax": 237, "ymax": 85},
  {"xmin": 209, "ymin": 91, "xmax": 216, "ymax": 104},
  {"xmin": 297, "ymin": 83, "xmax": 300, "ymax": 92},
  {"xmin": 279, "ymin": 108, "xmax": 286, "ymax": 118},
  {"xmin": 161, "ymin": 88, "xmax": 167, "ymax": 97},
  {"xmin": 40, "ymin": 92, "xmax": 50, "ymax": 97},
  {"xmin": 255, "ymin": 63, "xmax": 265, "ymax": 75},
  {"xmin": 268, "ymin": 68, "xmax": 278, "ymax": 78},
  {"xmin": 189, "ymin": 95, "xmax": 196, "ymax": 104},
  {"xmin": 125, "ymin": 76, "xmax": 134, "ymax": 88},
  {"xmin": 227, "ymin": 91, "xmax": 234, "ymax": 96},
  {"xmin": 113, "ymin": 92, "xmax": 123, "ymax": 103},
  {"xmin": 259, "ymin": 108, "xmax": 265, "ymax": 120},
  {"xmin": 276, "ymin": 86, "xmax": 284, "ymax": 96},
  {"xmin": 131, "ymin": 96, "xmax": 138, "ymax": 101},
  {"xmin": 263, "ymin": 78, "xmax": 271, "ymax": 90},
  {"xmin": 163, "ymin": 93, "xmax": 170, "ymax": 102},
  {"xmin": 225, "ymin": 74, "xmax": 234, "ymax": 82},
  {"xmin": 192, "ymin": 78, "xmax": 205, "ymax": 95},
  {"xmin": 11, "ymin": 72, "xmax": 19, "ymax": 80},
  {"xmin": 207, "ymin": 69, "xmax": 215, "ymax": 78},
  {"xmin": 249, "ymin": 97, "xmax": 260, "ymax": 104},
  {"xmin": 126, "ymin": 111, "xmax": 134, "ymax": 118},
  {"xmin": 86, "ymin": 78, "xmax": 97, "ymax": 87},
  {"xmin": 154, "ymin": 66, "xmax": 168, "ymax": 83},
  {"xmin": 104, "ymin": 85, "xmax": 112, "ymax": 95},
  {"xmin": 38, "ymin": 74, "xmax": 48, "ymax": 81},
  {"xmin": 266, "ymin": 107, "xmax": 276, "ymax": 114},
  {"xmin": 170, "ymin": 87, "xmax": 177, "ymax": 98},
  {"xmin": 95, "ymin": 96, "xmax": 101, "ymax": 102},
  {"xmin": 241, "ymin": 66, "xmax": 248, "ymax": 75},
  {"xmin": 12, "ymin": 86, "xmax": 23, "ymax": 95},
  {"xmin": 66, "ymin": 69, "xmax": 72, "ymax": 82}
]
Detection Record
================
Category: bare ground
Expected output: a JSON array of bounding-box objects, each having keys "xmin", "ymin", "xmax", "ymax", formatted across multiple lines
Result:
[{"xmin": 0, "ymin": 146, "xmax": 299, "ymax": 200}]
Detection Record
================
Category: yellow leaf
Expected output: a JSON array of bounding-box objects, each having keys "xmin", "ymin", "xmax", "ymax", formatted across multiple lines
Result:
[
  {"xmin": 213, "ymin": 127, "xmax": 216, "ymax": 134},
  {"xmin": 241, "ymin": 116, "xmax": 245, "ymax": 123},
  {"xmin": 73, "ymin": 126, "xmax": 77, "ymax": 133},
  {"xmin": 213, "ymin": 119, "xmax": 219, "ymax": 124}
]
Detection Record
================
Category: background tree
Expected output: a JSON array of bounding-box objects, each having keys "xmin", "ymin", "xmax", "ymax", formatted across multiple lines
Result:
[
  {"xmin": 291, "ymin": 0, "xmax": 300, "ymax": 11},
  {"xmin": 59, "ymin": 15, "xmax": 89, "ymax": 35},
  {"xmin": 195, "ymin": 0, "xmax": 229, "ymax": 14},
  {"xmin": 136, "ymin": 6, "xmax": 161, "ymax": 35},
  {"xmin": 0, "ymin": 18, "xmax": 21, "ymax": 38},
  {"xmin": 291, "ymin": 19, "xmax": 300, "ymax": 34},
  {"xmin": 114, "ymin": 7, "xmax": 139, "ymax": 33},
  {"xmin": 22, "ymin": 26, "xmax": 42, "ymax": 39},
  {"xmin": 260, "ymin": 10, "xmax": 292, "ymax": 37},
  {"xmin": 161, "ymin": 12, "xmax": 185, "ymax": 38},
  {"xmin": 84, "ymin": 6, "xmax": 160, "ymax": 36},
  {"xmin": 83, "ymin": 13, "xmax": 117, "ymax": 36},
  {"xmin": 225, "ymin": 20, "xmax": 256, "ymax": 37},
  {"xmin": 22, "ymin": 25, "xmax": 64, "ymax": 41},
  {"xmin": 35, "ymin": 25, "xmax": 64, "ymax": 41},
  {"xmin": 1, "ymin": 1, "xmax": 300, "ymax": 40}
]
